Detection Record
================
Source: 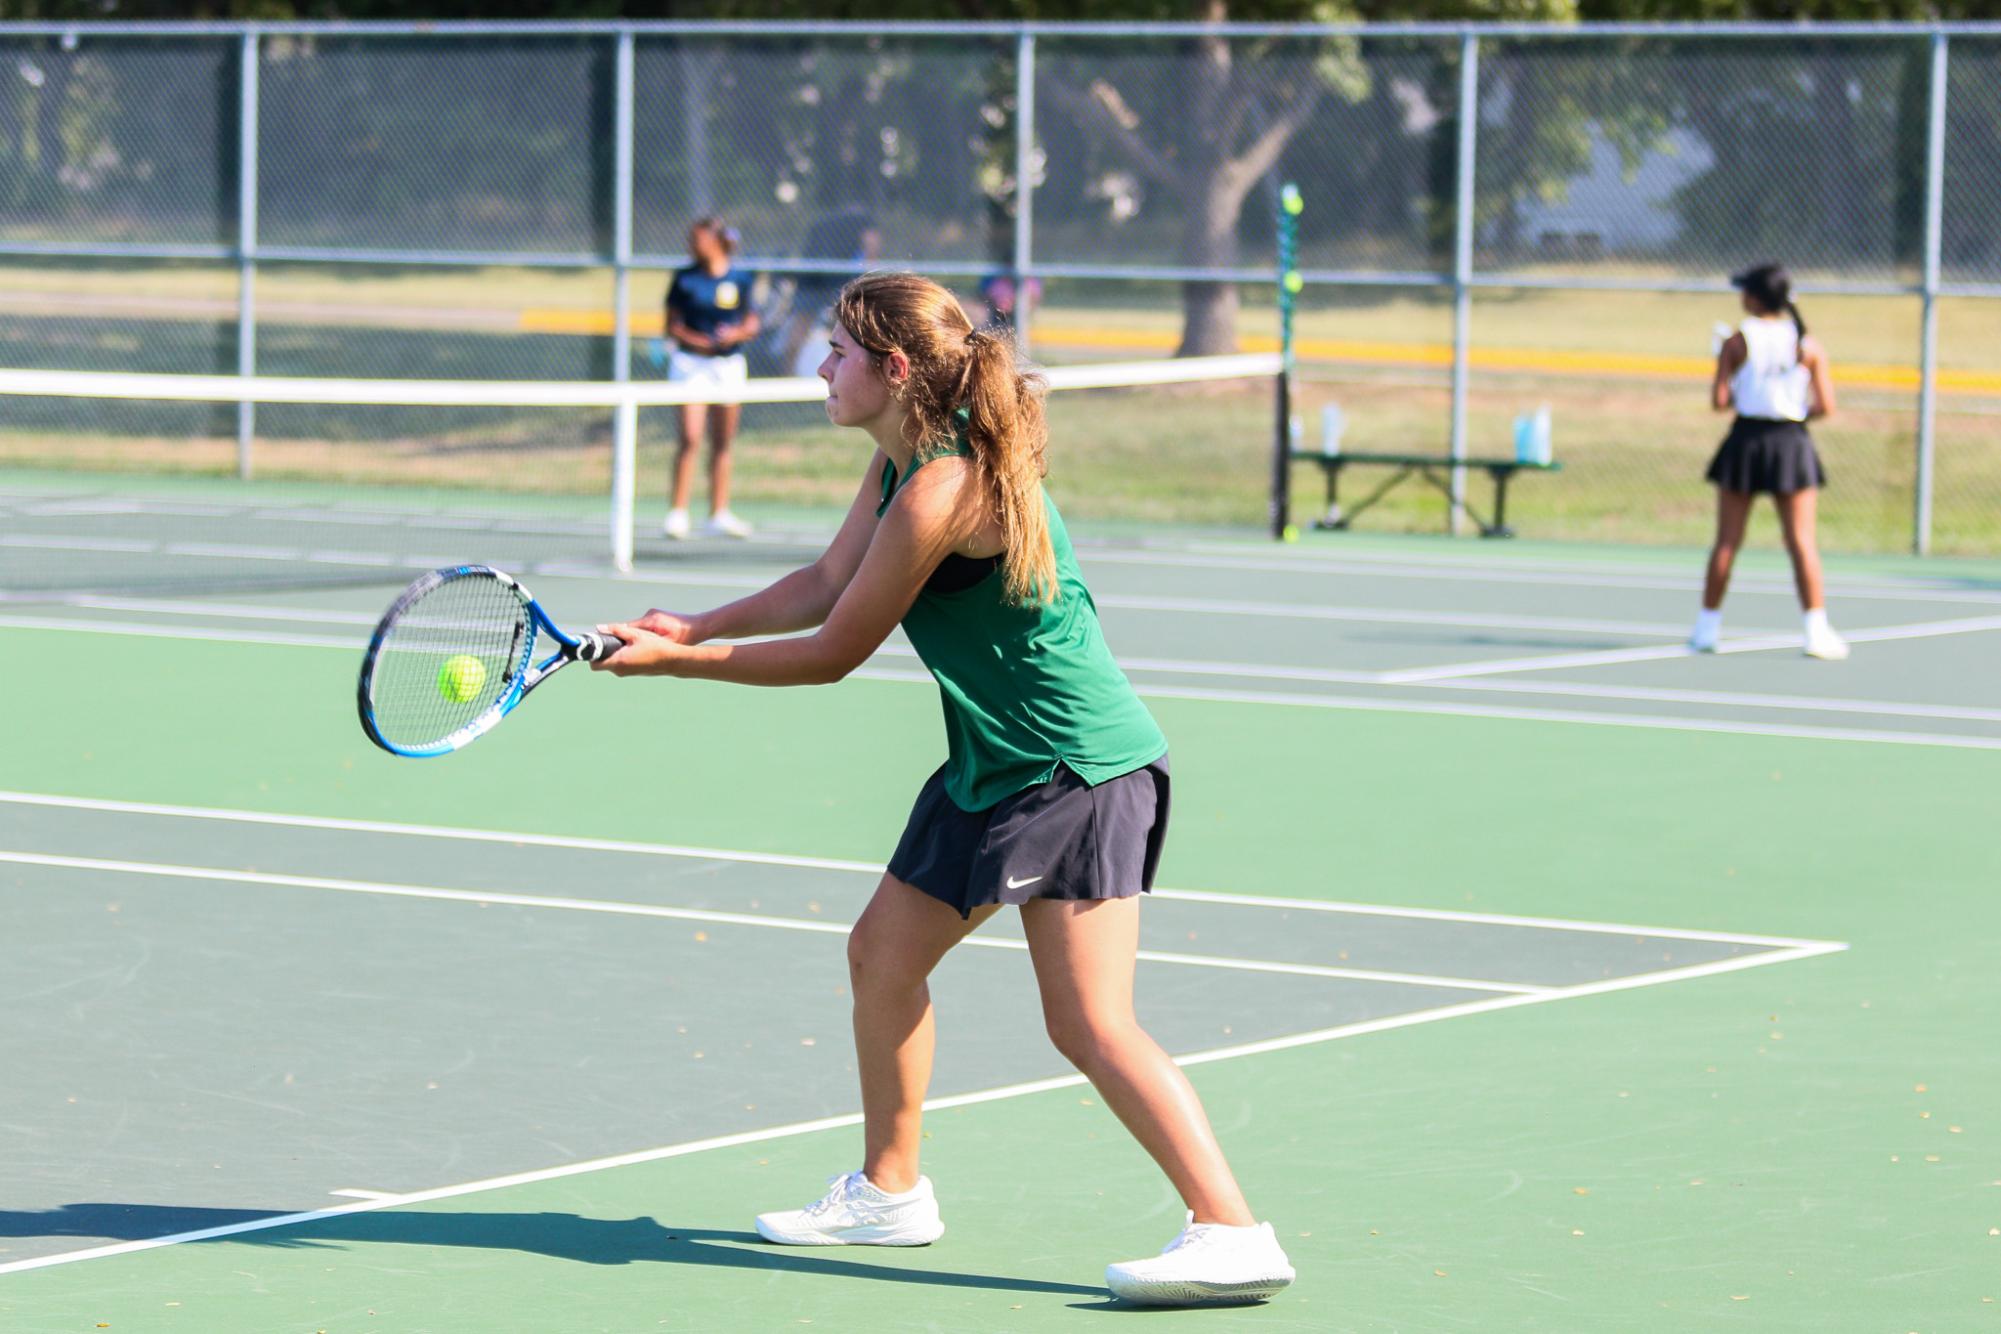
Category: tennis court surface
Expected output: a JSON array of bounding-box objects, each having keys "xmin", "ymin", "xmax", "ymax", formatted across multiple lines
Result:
[{"xmin": 3, "ymin": 511, "xmax": 1997, "ymax": 1332}]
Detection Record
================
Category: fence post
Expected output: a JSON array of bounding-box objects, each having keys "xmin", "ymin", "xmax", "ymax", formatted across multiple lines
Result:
[
  {"xmin": 1013, "ymin": 30, "xmax": 1037, "ymax": 355},
  {"xmin": 610, "ymin": 29, "xmax": 637, "ymax": 574},
  {"xmin": 1448, "ymin": 29, "xmax": 1480, "ymax": 536},
  {"xmin": 235, "ymin": 30, "xmax": 259, "ymax": 480},
  {"xmin": 1914, "ymin": 29, "xmax": 1948, "ymax": 557}
]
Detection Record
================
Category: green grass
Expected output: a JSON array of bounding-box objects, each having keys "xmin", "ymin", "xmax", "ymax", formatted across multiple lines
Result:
[{"xmin": 5, "ymin": 260, "xmax": 1999, "ymax": 553}]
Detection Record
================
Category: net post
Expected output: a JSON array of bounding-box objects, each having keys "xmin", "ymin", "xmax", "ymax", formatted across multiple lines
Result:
[
  {"xmin": 1448, "ymin": 29, "xmax": 1479, "ymax": 537},
  {"xmin": 612, "ymin": 398, "xmax": 637, "ymax": 573},
  {"xmin": 235, "ymin": 30, "xmax": 260, "ymax": 481},
  {"xmin": 611, "ymin": 29, "xmax": 637, "ymax": 574},
  {"xmin": 1012, "ymin": 31, "xmax": 1037, "ymax": 356},
  {"xmin": 1914, "ymin": 29, "xmax": 1947, "ymax": 558},
  {"xmin": 1270, "ymin": 182, "xmax": 1301, "ymax": 540}
]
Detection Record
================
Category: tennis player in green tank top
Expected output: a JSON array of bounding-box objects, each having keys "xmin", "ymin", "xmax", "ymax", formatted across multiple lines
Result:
[{"xmin": 594, "ymin": 272, "xmax": 1293, "ymax": 1306}]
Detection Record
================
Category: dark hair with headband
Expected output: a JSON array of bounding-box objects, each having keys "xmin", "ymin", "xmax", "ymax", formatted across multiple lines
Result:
[
  {"xmin": 692, "ymin": 215, "xmax": 741, "ymax": 256},
  {"xmin": 1731, "ymin": 263, "xmax": 1806, "ymax": 345}
]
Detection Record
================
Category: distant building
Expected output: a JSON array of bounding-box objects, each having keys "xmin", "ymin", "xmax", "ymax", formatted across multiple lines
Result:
[{"xmin": 1496, "ymin": 124, "xmax": 1714, "ymax": 259}]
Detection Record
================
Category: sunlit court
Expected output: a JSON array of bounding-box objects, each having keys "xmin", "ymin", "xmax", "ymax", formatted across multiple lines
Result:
[{"xmin": 3, "ymin": 14, "xmax": 1999, "ymax": 1334}]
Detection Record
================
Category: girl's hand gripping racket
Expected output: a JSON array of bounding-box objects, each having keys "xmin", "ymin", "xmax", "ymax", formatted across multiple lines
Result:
[{"xmin": 357, "ymin": 565, "xmax": 622, "ymax": 757}]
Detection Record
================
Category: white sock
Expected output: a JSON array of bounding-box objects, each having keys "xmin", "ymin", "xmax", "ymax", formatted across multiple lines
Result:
[
  {"xmin": 859, "ymin": 1172, "xmax": 922, "ymax": 1201},
  {"xmin": 1694, "ymin": 608, "xmax": 1722, "ymax": 638},
  {"xmin": 1804, "ymin": 607, "xmax": 1831, "ymax": 636}
]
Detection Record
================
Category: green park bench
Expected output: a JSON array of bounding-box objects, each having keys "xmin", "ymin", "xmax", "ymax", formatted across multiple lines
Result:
[{"xmin": 1288, "ymin": 450, "xmax": 1563, "ymax": 539}]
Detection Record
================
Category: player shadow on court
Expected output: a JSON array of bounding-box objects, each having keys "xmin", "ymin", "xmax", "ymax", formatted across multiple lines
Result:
[{"xmin": 0, "ymin": 1204, "xmax": 1104, "ymax": 1297}]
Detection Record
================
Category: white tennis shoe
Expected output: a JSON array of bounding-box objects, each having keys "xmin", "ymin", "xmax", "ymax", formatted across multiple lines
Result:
[
  {"xmin": 1105, "ymin": 1214, "xmax": 1296, "ymax": 1307},
  {"xmin": 663, "ymin": 507, "xmax": 691, "ymax": 540},
  {"xmin": 701, "ymin": 510, "xmax": 754, "ymax": 539},
  {"xmin": 753, "ymin": 1171, "xmax": 944, "ymax": 1246},
  {"xmin": 1804, "ymin": 627, "xmax": 1850, "ymax": 660}
]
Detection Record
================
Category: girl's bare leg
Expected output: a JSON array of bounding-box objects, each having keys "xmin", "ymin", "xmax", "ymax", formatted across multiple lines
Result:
[
  {"xmin": 1021, "ymin": 896, "xmax": 1254, "ymax": 1227},
  {"xmin": 708, "ymin": 402, "xmax": 742, "ymax": 515},
  {"xmin": 847, "ymin": 877, "xmax": 998, "ymax": 1193},
  {"xmin": 671, "ymin": 403, "xmax": 708, "ymax": 513},
  {"xmin": 1703, "ymin": 488, "xmax": 1756, "ymax": 611},
  {"xmin": 1773, "ymin": 487, "xmax": 1827, "ymax": 611}
]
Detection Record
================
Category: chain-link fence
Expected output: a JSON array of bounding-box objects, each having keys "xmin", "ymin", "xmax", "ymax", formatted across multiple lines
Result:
[{"xmin": 2, "ymin": 21, "xmax": 1997, "ymax": 554}]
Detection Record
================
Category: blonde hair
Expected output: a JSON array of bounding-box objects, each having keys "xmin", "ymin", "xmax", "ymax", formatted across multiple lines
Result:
[{"xmin": 834, "ymin": 271, "xmax": 1056, "ymax": 606}]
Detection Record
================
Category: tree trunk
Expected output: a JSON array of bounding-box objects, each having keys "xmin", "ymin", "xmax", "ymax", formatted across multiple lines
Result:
[
  {"xmin": 1178, "ymin": 12, "xmax": 1239, "ymax": 357},
  {"xmin": 1178, "ymin": 161, "xmax": 1243, "ymax": 356}
]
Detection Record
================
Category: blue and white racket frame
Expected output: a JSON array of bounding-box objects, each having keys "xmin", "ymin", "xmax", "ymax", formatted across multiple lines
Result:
[{"xmin": 357, "ymin": 564, "xmax": 621, "ymax": 758}]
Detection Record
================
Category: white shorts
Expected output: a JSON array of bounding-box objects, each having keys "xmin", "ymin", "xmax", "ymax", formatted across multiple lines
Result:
[{"xmin": 667, "ymin": 349, "xmax": 749, "ymax": 391}]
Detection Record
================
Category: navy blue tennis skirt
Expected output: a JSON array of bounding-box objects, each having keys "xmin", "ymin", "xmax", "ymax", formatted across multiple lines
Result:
[
  {"xmin": 887, "ymin": 757, "xmax": 1170, "ymax": 919},
  {"xmin": 1706, "ymin": 416, "xmax": 1826, "ymax": 495}
]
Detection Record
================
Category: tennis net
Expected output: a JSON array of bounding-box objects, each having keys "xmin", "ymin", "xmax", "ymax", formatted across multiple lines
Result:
[{"xmin": 0, "ymin": 353, "xmax": 1280, "ymax": 603}]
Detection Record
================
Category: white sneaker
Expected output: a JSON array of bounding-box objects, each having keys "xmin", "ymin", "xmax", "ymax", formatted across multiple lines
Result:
[
  {"xmin": 1688, "ymin": 609, "xmax": 1722, "ymax": 654},
  {"xmin": 701, "ymin": 510, "xmax": 753, "ymax": 539},
  {"xmin": 1804, "ymin": 626, "xmax": 1851, "ymax": 661},
  {"xmin": 1105, "ymin": 1214, "xmax": 1296, "ymax": 1307},
  {"xmin": 753, "ymin": 1171, "xmax": 944, "ymax": 1247},
  {"xmin": 663, "ymin": 508, "xmax": 691, "ymax": 540}
]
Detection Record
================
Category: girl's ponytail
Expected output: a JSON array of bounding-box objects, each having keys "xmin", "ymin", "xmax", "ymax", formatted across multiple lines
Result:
[
  {"xmin": 835, "ymin": 272, "xmax": 1058, "ymax": 607},
  {"xmin": 1785, "ymin": 299, "xmax": 1807, "ymax": 343},
  {"xmin": 957, "ymin": 329, "xmax": 1054, "ymax": 606}
]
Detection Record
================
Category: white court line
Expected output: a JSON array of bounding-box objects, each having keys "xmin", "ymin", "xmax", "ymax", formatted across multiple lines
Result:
[
  {"xmin": 5, "ymin": 610, "xmax": 1996, "ymax": 751},
  {"xmin": 1129, "ymin": 681, "xmax": 2001, "ymax": 751},
  {"xmin": 0, "ymin": 789, "xmax": 1833, "ymax": 949},
  {"xmin": 1381, "ymin": 614, "xmax": 2001, "ymax": 683},
  {"xmin": 1414, "ymin": 676, "xmax": 2001, "ymax": 725},
  {"xmin": 580, "ymin": 571, "xmax": 1723, "ymax": 636},
  {"xmin": 0, "ymin": 938, "xmax": 1844, "ymax": 1279},
  {"xmin": 65, "ymin": 596, "xmax": 385, "ymax": 625},
  {"xmin": 540, "ymin": 565, "xmax": 1740, "ymax": 636},
  {"xmin": 3, "ymin": 611, "xmax": 1996, "ymax": 747},
  {"xmin": 1089, "ymin": 545, "xmax": 2001, "ymax": 606},
  {"xmin": 0, "ymin": 851, "xmax": 1551, "ymax": 996},
  {"xmin": 0, "ymin": 614, "xmax": 363, "ymax": 650},
  {"xmin": 327, "ymin": 1189, "xmax": 397, "ymax": 1201},
  {"xmin": 1376, "ymin": 636, "xmax": 1796, "ymax": 683},
  {"xmin": 1095, "ymin": 593, "xmax": 1744, "ymax": 638}
]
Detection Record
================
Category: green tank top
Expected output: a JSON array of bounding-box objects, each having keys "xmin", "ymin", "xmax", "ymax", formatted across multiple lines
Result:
[{"xmin": 877, "ymin": 447, "xmax": 1167, "ymax": 811}]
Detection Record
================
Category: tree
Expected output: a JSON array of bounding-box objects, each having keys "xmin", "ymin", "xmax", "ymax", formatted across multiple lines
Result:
[{"xmin": 1020, "ymin": 0, "xmax": 1577, "ymax": 354}]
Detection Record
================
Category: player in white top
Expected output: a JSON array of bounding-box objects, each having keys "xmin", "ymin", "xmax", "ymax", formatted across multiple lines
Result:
[{"xmin": 1691, "ymin": 264, "xmax": 1847, "ymax": 661}]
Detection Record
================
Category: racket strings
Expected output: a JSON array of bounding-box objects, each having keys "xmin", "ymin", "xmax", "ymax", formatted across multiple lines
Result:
[{"xmin": 367, "ymin": 574, "xmax": 532, "ymax": 750}]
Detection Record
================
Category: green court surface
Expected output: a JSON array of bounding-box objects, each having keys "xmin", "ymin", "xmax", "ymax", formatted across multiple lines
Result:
[{"xmin": 1, "ymin": 513, "xmax": 1998, "ymax": 1332}]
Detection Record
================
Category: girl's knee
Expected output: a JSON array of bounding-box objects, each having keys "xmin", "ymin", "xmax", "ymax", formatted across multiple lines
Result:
[
  {"xmin": 1045, "ymin": 1009, "xmax": 1138, "ymax": 1071},
  {"xmin": 846, "ymin": 921, "xmax": 923, "ymax": 997}
]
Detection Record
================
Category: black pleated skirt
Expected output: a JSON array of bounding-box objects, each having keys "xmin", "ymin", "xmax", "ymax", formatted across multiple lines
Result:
[
  {"xmin": 1705, "ymin": 416, "xmax": 1826, "ymax": 496},
  {"xmin": 887, "ymin": 757, "xmax": 1170, "ymax": 919}
]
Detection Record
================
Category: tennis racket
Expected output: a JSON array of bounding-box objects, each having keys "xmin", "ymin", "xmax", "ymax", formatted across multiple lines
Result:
[{"xmin": 357, "ymin": 565, "xmax": 622, "ymax": 758}]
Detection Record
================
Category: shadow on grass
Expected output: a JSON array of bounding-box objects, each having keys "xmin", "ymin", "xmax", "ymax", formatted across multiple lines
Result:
[{"xmin": 0, "ymin": 1203, "xmax": 1103, "ymax": 1297}]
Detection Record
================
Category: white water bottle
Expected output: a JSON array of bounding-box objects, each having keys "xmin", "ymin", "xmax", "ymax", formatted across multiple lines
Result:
[
  {"xmin": 1320, "ymin": 403, "xmax": 1345, "ymax": 457},
  {"xmin": 1531, "ymin": 404, "xmax": 1552, "ymax": 465}
]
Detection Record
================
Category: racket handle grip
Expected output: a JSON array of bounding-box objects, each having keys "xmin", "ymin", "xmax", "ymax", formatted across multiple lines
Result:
[{"xmin": 569, "ymin": 630, "xmax": 625, "ymax": 662}]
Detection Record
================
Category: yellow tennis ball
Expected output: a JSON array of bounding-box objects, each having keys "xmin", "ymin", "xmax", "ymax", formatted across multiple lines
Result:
[
  {"xmin": 1282, "ymin": 524, "xmax": 1300, "ymax": 543},
  {"xmin": 1283, "ymin": 270, "xmax": 1304, "ymax": 294},
  {"xmin": 437, "ymin": 654, "xmax": 487, "ymax": 704}
]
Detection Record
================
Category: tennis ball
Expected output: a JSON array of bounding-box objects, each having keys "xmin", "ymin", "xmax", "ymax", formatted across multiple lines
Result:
[
  {"xmin": 1283, "ymin": 271, "xmax": 1304, "ymax": 294},
  {"xmin": 437, "ymin": 654, "xmax": 487, "ymax": 704},
  {"xmin": 1280, "ymin": 183, "xmax": 1304, "ymax": 215},
  {"xmin": 1282, "ymin": 523, "xmax": 1300, "ymax": 543}
]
